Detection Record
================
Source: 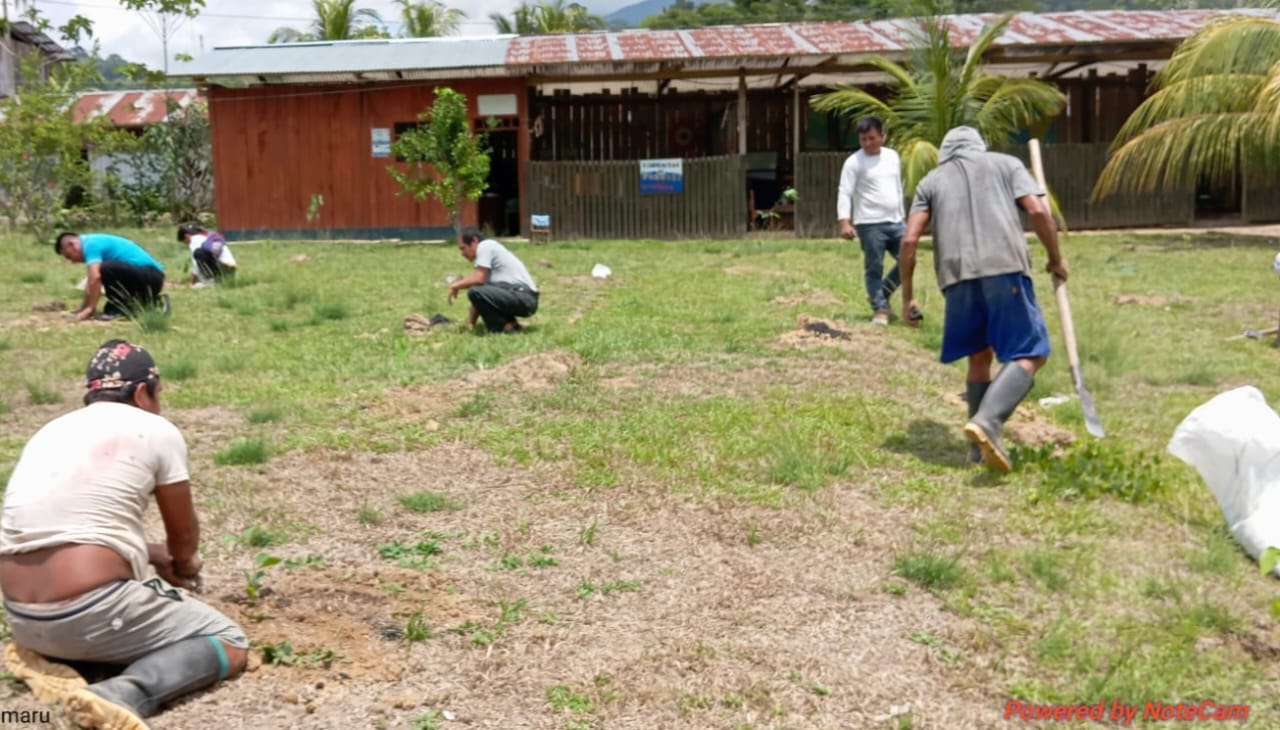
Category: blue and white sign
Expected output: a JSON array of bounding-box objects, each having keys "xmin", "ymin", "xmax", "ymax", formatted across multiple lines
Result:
[
  {"xmin": 371, "ymin": 127, "xmax": 392, "ymax": 158},
  {"xmin": 640, "ymin": 158, "xmax": 683, "ymax": 194}
]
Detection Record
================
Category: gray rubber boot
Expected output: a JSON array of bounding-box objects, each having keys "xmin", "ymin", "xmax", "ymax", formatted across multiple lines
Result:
[
  {"xmin": 963, "ymin": 365, "xmax": 1034, "ymax": 473},
  {"xmin": 965, "ymin": 380, "xmax": 991, "ymax": 464},
  {"xmin": 64, "ymin": 637, "xmax": 228, "ymax": 730}
]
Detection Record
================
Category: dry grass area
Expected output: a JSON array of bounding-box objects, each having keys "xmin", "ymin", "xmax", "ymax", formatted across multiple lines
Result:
[{"xmin": 3, "ymin": 233, "xmax": 1280, "ymax": 729}]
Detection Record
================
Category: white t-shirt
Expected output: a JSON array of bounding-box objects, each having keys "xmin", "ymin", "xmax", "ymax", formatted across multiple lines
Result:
[
  {"xmin": 475, "ymin": 239, "xmax": 538, "ymax": 292},
  {"xmin": 836, "ymin": 147, "xmax": 904, "ymax": 225},
  {"xmin": 0, "ymin": 402, "xmax": 190, "ymax": 580},
  {"xmin": 189, "ymin": 233, "xmax": 237, "ymax": 268}
]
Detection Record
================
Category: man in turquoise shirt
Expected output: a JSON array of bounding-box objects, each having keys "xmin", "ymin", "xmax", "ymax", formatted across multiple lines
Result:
[{"xmin": 55, "ymin": 232, "xmax": 168, "ymax": 321}]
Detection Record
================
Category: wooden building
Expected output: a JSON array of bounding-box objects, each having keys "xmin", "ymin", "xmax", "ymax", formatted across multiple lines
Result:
[
  {"xmin": 173, "ymin": 9, "xmax": 1279, "ymax": 241},
  {"xmin": 0, "ymin": 21, "xmax": 74, "ymax": 99}
]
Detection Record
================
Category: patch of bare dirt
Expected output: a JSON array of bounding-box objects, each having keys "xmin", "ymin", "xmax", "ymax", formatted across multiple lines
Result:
[
  {"xmin": 213, "ymin": 565, "xmax": 480, "ymax": 684},
  {"xmin": 112, "ymin": 438, "xmax": 1000, "ymax": 729},
  {"xmin": 771, "ymin": 289, "xmax": 845, "ymax": 307},
  {"xmin": 1112, "ymin": 293, "xmax": 1195, "ymax": 307},
  {"xmin": 462, "ymin": 351, "xmax": 579, "ymax": 392},
  {"xmin": 31, "ymin": 300, "xmax": 67, "ymax": 312},
  {"xmin": 376, "ymin": 350, "xmax": 581, "ymax": 422},
  {"xmin": 0, "ymin": 312, "xmax": 89, "ymax": 332}
]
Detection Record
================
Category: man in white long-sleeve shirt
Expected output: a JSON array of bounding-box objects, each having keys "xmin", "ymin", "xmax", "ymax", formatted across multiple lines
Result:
[{"xmin": 837, "ymin": 117, "xmax": 906, "ymax": 326}]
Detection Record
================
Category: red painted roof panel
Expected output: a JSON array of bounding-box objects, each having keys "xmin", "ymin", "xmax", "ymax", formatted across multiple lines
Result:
[
  {"xmin": 504, "ymin": 9, "xmax": 1261, "ymax": 65},
  {"xmin": 72, "ymin": 89, "xmax": 202, "ymax": 127}
]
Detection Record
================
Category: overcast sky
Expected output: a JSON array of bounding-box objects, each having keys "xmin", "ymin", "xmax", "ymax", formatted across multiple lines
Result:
[{"xmin": 25, "ymin": 0, "xmax": 631, "ymax": 70}]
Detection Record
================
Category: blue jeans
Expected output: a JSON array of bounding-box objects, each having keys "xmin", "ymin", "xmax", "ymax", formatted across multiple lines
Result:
[{"xmin": 855, "ymin": 221, "xmax": 904, "ymax": 312}]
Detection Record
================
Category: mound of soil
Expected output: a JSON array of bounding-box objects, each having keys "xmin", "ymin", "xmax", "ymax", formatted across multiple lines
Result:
[{"xmin": 771, "ymin": 289, "xmax": 845, "ymax": 307}]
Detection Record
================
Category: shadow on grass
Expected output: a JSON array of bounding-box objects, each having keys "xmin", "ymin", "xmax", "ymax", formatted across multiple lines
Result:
[{"xmin": 882, "ymin": 419, "xmax": 970, "ymax": 469}]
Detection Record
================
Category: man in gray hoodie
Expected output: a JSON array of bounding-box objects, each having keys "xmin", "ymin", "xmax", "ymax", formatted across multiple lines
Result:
[{"xmin": 899, "ymin": 126, "xmax": 1069, "ymax": 472}]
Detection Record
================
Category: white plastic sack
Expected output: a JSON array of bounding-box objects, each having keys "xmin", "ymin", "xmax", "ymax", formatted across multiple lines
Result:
[
  {"xmin": 591, "ymin": 263, "xmax": 612, "ymax": 279},
  {"xmin": 1167, "ymin": 386, "xmax": 1280, "ymax": 576}
]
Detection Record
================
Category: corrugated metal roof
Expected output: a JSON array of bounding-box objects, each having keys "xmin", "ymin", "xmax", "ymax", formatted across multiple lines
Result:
[
  {"xmin": 172, "ymin": 36, "xmax": 513, "ymax": 79},
  {"xmin": 505, "ymin": 9, "xmax": 1252, "ymax": 65},
  {"xmin": 8, "ymin": 20, "xmax": 75, "ymax": 62},
  {"xmin": 171, "ymin": 9, "xmax": 1277, "ymax": 85},
  {"xmin": 72, "ymin": 89, "xmax": 202, "ymax": 128}
]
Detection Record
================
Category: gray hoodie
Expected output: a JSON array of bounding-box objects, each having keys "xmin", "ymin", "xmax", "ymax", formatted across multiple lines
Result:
[
  {"xmin": 909, "ymin": 126, "xmax": 1042, "ymax": 290},
  {"xmin": 937, "ymin": 126, "xmax": 987, "ymax": 165}
]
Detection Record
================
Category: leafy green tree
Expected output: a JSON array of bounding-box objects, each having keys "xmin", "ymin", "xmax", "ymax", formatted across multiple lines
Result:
[
  {"xmin": 491, "ymin": 1, "xmax": 605, "ymax": 34},
  {"xmin": 0, "ymin": 54, "xmax": 128, "ymax": 242},
  {"xmin": 810, "ymin": 11, "xmax": 1065, "ymax": 193},
  {"xmin": 396, "ymin": 0, "xmax": 466, "ymax": 37},
  {"xmin": 269, "ymin": 0, "xmax": 387, "ymax": 43},
  {"xmin": 1094, "ymin": 14, "xmax": 1280, "ymax": 199},
  {"xmin": 109, "ymin": 98, "xmax": 213, "ymax": 223},
  {"xmin": 387, "ymin": 88, "xmax": 492, "ymax": 238}
]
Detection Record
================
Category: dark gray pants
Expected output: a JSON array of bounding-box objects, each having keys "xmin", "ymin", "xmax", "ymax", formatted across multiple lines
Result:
[{"xmin": 468, "ymin": 283, "xmax": 538, "ymax": 332}]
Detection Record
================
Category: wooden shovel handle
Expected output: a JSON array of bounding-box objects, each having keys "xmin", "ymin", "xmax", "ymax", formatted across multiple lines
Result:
[{"xmin": 1029, "ymin": 140, "xmax": 1083, "ymax": 376}]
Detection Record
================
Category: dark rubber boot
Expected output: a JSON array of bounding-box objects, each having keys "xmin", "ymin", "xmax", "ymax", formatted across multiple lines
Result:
[
  {"xmin": 965, "ymin": 380, "xmax": 991, "ymax": 464},
  {"xmin": 64, "ymin": 637, "xmax": 229, "ymax": 730},
  {"xmin": 963, "ymin": 365, "xmax": 1034, "ymax": 473}
]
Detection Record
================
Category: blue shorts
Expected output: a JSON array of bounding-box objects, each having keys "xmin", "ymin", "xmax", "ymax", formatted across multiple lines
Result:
[{"xmin": 940, "ymin": 273, "xmax": 1051, "ymax": 364}]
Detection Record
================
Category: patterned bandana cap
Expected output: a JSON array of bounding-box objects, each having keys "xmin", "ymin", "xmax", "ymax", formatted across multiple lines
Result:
[{"xmin": 86, "ymin": 339, "xmax": 159, "ymax": 392}]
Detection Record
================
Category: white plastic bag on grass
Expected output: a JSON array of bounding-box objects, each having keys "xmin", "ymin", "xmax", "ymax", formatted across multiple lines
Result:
[{"xmin": 1168, "ymin": 386, "xmax": 1280, "ymax": 577}]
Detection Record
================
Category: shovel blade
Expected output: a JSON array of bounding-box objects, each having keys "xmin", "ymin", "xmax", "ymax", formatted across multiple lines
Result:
[{"xmin": 1072, "ymin": 365, "xmax": 1105, "ymax": 438}]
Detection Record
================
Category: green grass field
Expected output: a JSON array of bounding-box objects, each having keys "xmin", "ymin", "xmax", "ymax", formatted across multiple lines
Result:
[{"xmin": 1, "ymin": 228, "xmax": 1278, "ymax": 729}]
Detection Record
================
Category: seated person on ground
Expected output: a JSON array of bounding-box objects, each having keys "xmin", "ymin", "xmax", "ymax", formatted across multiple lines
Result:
[
  {"xmin": 447, "ymin": 226, "xmax": 540, "ymax": 333},
  {"xmin": 177, "ymin": 224, "xmax": 237, "ymax": 287},
  {"xmin": 0, "ymin": 340, "xmax": 248, "ymax": 729},
  {"xmin": 55, "ymin": 232, "xmax": 168, "ymax": 321}
]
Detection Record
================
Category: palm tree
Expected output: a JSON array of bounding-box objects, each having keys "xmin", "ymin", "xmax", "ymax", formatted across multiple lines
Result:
[
  {"xmin": 490, "ymin": 0, "xmax": 605, "ymax": 35},
  {"xmin": 268, "ymin": 0, "xmax": 387, "ymax": 43},
  {"xmin": 396, "ymin": 0, "xmax": 466, "ymax": 38},
  {"xmin": 810, "ymin": 13, "xmax": 1065, "ymax": 193},
  {"xmin": 1093, "ymin": 14, "xmax": 1280, "ymax": 199}
]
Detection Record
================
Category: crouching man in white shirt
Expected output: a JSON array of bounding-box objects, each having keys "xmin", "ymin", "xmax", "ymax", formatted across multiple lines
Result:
[{"xmin": 1, "ymin": 339, "xmax": 248, "ymax": 728}]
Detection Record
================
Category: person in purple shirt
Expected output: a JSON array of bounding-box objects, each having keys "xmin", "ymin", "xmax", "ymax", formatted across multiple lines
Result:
[{"xmin": 55, "ymin": 232, "xmax": 169, "ymax": 322}]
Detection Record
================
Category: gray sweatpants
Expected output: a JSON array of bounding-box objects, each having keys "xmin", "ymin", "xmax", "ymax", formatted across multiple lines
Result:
[
  {"xmin": 5, "ymin": 578, "xmax": 247, "ymax": 665},
  {"xmin": 468, "ymin": 283, "xmax": 539, "ymax": 332}
]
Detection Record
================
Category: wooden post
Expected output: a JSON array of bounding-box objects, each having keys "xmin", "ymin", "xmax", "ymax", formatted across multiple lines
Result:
[
  {"xmin": 792, "ymin": 84, "xmax": 801, "ymax": 166},
  {"xmin": 737, "ymin": 70, "xmax": 747, "ymax": 156}
]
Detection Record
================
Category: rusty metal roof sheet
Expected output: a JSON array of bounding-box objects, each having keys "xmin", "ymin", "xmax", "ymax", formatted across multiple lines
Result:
[
  {"xmin": 504, "ymin": 9, "xmax": 1270, "ymax": 65},
  {"xmin": 171, "ymin": 9, "xmax": 1277, "ymax": 86},
  {"xmin": 72, "ymin": 89, "xmax": 202, "ymax": 128}
]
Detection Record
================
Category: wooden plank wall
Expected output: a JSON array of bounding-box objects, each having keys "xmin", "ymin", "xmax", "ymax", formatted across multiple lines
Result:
[
  {"xmin": 208, "ymin": 78, "xmax": 525, "ymax": 235},
  {"xmin": 795, "ymin": 152, "xmax": 845, "ymax": 239},
  {"xmin": 794, "ymin": 143, "xmax": 1199, "ymax": 238},
  {"xmin": 530, "ymin": 90, "xmax": 795, "ymax": 170},
  {"xmin": 1005, "ymin": 143, "xmax": 1194, "ymax": 229},
  {"xmin": 1245, "ymin": 158, "xmax": 1280, "ymax": 223},
  {"xmin": 525, "ymin": 155, "xmax": 747, "ymax": 240},
  {"xmin": 1053, "ymin": 69, "xmax": 1152, "ymax": 144}
]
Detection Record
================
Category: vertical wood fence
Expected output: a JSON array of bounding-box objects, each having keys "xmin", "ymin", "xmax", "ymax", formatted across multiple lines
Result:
[{"xmin": 525, "ymin": 155, "xmax": 747, "ymax": 240}]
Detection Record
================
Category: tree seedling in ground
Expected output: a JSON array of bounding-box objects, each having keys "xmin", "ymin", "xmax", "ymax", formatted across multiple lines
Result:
[{"xmin": 243, "ymin": 553, "xmax": 282, "ymax": 605}]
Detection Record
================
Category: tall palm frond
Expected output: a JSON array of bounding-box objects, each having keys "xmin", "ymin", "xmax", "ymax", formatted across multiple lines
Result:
[
  {"xmin": 1094, "ymin": 15, "xmax": 1280, "ymax": 198},
  {"xmin": 268, "ymin": 0, "xmax": 386, "ymax": 44},
  {"xmin": 491, "ymin": 1, "xmax": 604, "ymax": 35},
  {"xmin": 397, "ymin": 0, "xmax": 466, "ymax": 38},
  {"xmin": 811, "ymin": 12, "xmax": 1065, "ymax": 194}
]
